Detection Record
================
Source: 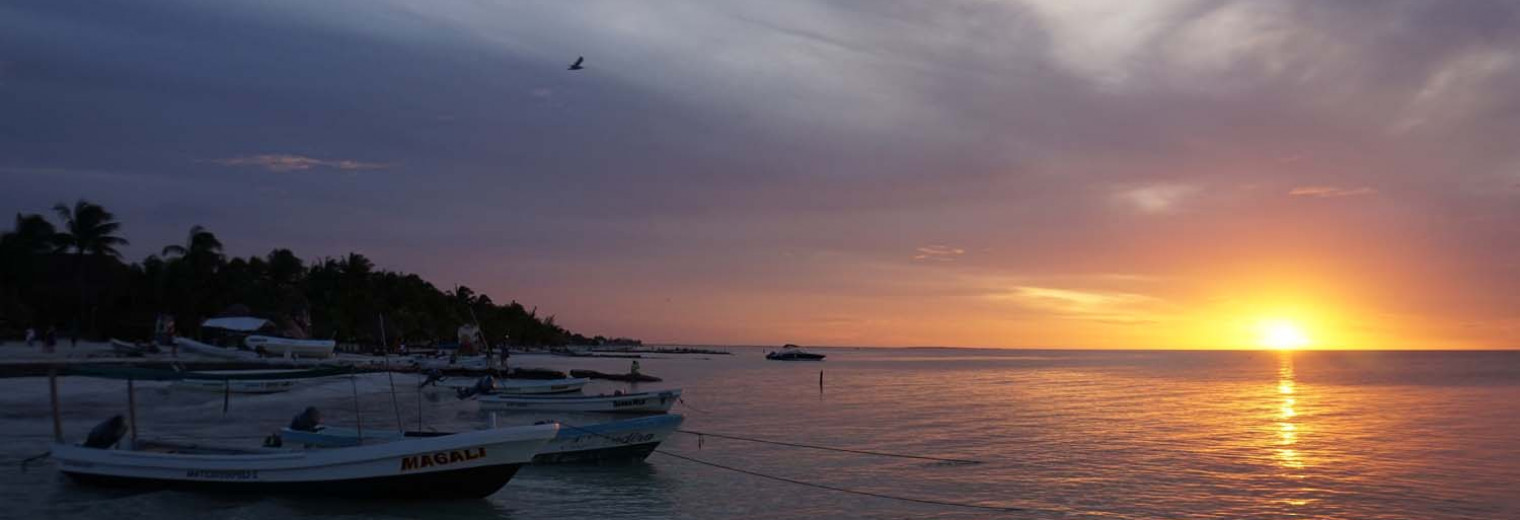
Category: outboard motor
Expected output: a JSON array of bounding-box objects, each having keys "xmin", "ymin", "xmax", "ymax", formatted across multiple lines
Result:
[
  {"xmin": 455, "ymin": 375, "xmax": 496, "ymax": 400},
  {"xmin": 288, "ymin": 406, "xmax": 322, "ymax": 432},
  {"xmin": 83, "ymin": 415, "xmax": 128, "ymax": 449}
]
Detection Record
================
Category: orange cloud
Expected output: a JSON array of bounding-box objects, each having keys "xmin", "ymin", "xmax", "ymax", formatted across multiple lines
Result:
[
  {"xmin": 1289, "ymin": 185, "xmax": 1376, "ymax": 198},
  {"xmin": 913, "ymin": 245, "xmax": 965, "ymax": 261}
]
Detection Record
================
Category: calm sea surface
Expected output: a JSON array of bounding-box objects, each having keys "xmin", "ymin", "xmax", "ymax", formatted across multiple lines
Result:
[{"xmin": 1, "ymin": 348, "xmax": 1517, "ymax": 519}]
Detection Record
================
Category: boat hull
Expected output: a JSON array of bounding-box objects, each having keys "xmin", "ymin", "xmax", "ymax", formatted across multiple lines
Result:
[
  {"xmin": 536, "ymin": 415, "xmax": 683, "ymax": 463},
  {"xmin": 174, "ymin": 337, "xmax": 256, "ymax": 359},
  {"xmin": 766, "ymin": 352, "xmax": 826, "ymax": 361},
  {"xmin": 62, "ymin": 462, "xmax": 524, "ymax": 498},
  {"xmin": 439, "ymin": 377, "xmax": 590, "ymax": 395},
  {"xmin": 53, "ymin": 424, "xmax": 556, "ymax": 499},
  {"xmin": 500, "ymin": 378, "xmax": 589, "ymax": 395},
  {"xmin": 477, "ymin": 389, "xmax": 682, "ymax": 413},
  {"xmin": 281, "ymin": 415, "xmax": 684, "ymax": 464},
  {"xmin": 245, "ymin": 335, "xmax": 335, "ymax": 359}
]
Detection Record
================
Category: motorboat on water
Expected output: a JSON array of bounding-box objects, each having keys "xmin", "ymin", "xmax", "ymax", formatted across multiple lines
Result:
[
  {"xmin": 280, "ymin": 414, "xmax": 685, "ymax": 464},
  {"xmin": 436, "ymin": 377, "xmax": 590, "ymax": 395},
  {"xmin": 53, "ymin": 419, "xmax": 556, "ymax": 498},
  {"xmin": 244, "ymin": 335, "xmax": 335, "ymax": 359},
  {"xmin": 766, "ymin": 344, "xmax": 825, "ymax": 361},
  {"xmin": 476, "ymin": 389, "xmax": 682, "ymax": 414},
  {"xmin": 110, "ymin": 339, "xmax": 159, "ymax": 357},
  {"xmin": 45, "ymin": 366, "xmax": 555, "ymax": 498},
  {"xmin": 174, "ymin": 337, "xmax": 257, "ymax": 359},
  {"xmin": 171, "ymin": 370, "xmax": 311, "ymax": 394}
]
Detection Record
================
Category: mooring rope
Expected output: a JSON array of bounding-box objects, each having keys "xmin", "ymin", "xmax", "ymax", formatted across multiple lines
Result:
[
  {"xmin": 674, "ymin": 429, "xmax": 981, "ymax": 464},
  {"xmin": 650, "ymin": 449, "xmax": 1022, "ymax": 513},
  {"xmin": 13, "ymin": 451, "xmax": 51, "ymax": 472},
  {"xmin": 676, "ymin": 397, "xmax": 712, "ymax": 414},
  {"xmin": 554, "ymin": 422, "xmax": 1016, "ymax": 514}
]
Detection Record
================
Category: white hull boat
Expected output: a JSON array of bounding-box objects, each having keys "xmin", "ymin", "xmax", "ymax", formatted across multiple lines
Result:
[
  {"xmin": 477, "ymin": 389, "xmax": 682, "ymax": 413},
  {"xmin": 245, "ymin": 335, "xmax": 335, "ymax": 359},
  {"xmin": 171, "ymin": 370, "xmax": 309, "ymax": 394},
  {"xmin": 173, "ymin": 337, "xmax": 257, "ymax": 359},
  {"xmin": 439, "ymin": 377, "xmax": 590, "ymax": 395},
  {"xmin": 53, "ymin": 423, "xmax": 557, "ymax": 498},
  {"xmin": 281, "ymin": 415, "xmax": 685, "ymax": 464}
]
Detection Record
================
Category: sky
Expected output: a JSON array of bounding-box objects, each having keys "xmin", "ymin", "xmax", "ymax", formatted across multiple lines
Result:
[{"xmin": 2, "ymin": 0, "xmax": 1518, "ymax": 349}]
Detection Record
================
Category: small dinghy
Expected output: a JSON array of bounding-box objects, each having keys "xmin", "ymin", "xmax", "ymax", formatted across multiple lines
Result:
[
  {"xmin": 281, "ymin": 414, "xmax": 685, "ymax": 464},
  {"xmin": 53, "ymin": 417, "xmax": 556, "ymax": 498},
  {"xmin": 477, "ymin": 389, "xmax": 682, "ymax": 414},
  {"xmin": 766, "ymin": 344, "xmax": 826, "ymax": 361}
]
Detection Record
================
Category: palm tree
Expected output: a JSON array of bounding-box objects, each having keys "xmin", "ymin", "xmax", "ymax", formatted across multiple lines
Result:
[
  {"xmin": 161, "ymin": 225, "xmax": 224, "ymax": 335},
  {"xmin": 0, "ymin": 214, "xmax": 60, "ymax": 328},
  {"xmin": 1, "ymin": 213, "xmax": 60, "ymax": 254},
  {"xmin": 52, "ymin": 200, "xmax": 128, "ymax": 259},
  {"xmin": 51, "ymin": 200, "xmax": 129, "ymax": 344},
  {"xmin": 161, "ymin": 225, "xmax": 224, "ymax": 266}
]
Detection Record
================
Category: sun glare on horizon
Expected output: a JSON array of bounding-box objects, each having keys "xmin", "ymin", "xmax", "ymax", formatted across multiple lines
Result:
[{"xmin": 1257, "ymin": 320, "xmax": 1311, "ymax": 350}]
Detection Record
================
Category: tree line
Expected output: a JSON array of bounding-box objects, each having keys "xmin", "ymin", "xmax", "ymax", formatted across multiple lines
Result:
[{"xmin": 0, "ymin": 200, "xmax": 641, "ymax": 348}]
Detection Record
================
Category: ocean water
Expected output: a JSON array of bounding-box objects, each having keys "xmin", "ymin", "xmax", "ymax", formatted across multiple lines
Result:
[{"xmin": 1, "ymin": 348, "xmax": 1517, "ymax": 519}]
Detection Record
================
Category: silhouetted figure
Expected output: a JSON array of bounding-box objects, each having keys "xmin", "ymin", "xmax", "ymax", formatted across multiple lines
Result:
[{"xmin": 568, "ymin": 56, "xmax": 585, "ymax": 70}]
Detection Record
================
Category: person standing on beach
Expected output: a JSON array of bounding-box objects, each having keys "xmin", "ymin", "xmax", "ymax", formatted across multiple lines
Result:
[
  {"xmin": 630, "ymin": 360, "xmax": 641, "ymax": 376},
  {"xmin": 25, "ymin": 327, "xmax": 36, "ymax": 347},
  {"xmin": 44, "ymin": 326, "xmax": 57, "ymax": 352}
]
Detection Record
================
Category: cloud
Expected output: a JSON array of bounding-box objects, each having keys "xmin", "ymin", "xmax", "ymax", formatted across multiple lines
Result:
[
  {"xmin": 5, "ymin": 0, "xmax": 1520, "ymax": 347},
  {"xmin": 211, "ymin": 155, "xmax": 389, "ymax": 173},
  {"xmin": 1288, "ymin": 185, "xmax": 1377, "ymax": 198},
  {"xmin": 913, "ymin": 245, "xmax": 965, "ymax": 262},
  {"xmin": 1114, "ymin": 183, "xmax": 1200, "ymax": 214},
  {"xmin": 989, "ymin": 286, "xmax": 1167, "ymax": 324}
]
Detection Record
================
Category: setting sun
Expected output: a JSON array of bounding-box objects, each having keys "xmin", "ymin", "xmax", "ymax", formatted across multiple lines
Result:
[{"xmin": 1258, "ymin": 320, "xmax": 1311, "ymax": 350}]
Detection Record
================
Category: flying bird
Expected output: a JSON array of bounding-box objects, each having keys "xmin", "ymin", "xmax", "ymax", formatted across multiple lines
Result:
[{"xmin": 568, "ymin": 56, "xmax": 585, "ymax": 71}]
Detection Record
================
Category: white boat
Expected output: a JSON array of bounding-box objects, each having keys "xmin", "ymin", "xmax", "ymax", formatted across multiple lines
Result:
[
  {"xmin": 477, "ymin": 389, "xmax": 682, "ymax": 413},
  {"xmin": 280, "ymin": 415, "xmax": 685, "ymax": 464},
  {"xmin": 438, "ymin": 377, "xmax": 590, "ymax": 395},
  {"xmin": 173, "ymin": 337, "xmax": 257, "ymax": 359},
  {"xmin": 171, "ymin": 370, "xmax": 309, "ymax": 394},
  {"xmin": 244, "ymin": 335, "xmax": 335, "ymax": 359},
  {"xmin": 536, "ymin": 414, "xmax": 683, "ymax": 462},
  {"xmin": 53, "ymin": 421, "xmax": 557, "ymax": 498}
]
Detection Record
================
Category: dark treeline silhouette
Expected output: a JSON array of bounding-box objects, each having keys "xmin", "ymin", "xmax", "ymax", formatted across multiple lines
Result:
[{"xmin": 0, "ymin": 200, "xmax": 640, "ymax": 348}]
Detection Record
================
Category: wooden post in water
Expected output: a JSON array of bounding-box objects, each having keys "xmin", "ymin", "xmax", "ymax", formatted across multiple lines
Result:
[
  {"xmin": 351, "ymin": 375, "xmax": 364, "ymax": 441},
  {"xmin": 127, "ymin": 378, "xmax": 138, "ymax": 442},
  {"xmin": 819, "ymin": 370, "xmax": 824, "ymax": 393},
  {"xmin": 49, "ymin": 370, "xmax": 62, "ymax": 442}
]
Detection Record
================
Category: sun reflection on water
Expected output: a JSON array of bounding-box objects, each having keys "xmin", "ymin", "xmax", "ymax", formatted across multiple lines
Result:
[{"xmin": 1275, "ymin": 352, "xmax": 1306, "ymax": 474}]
